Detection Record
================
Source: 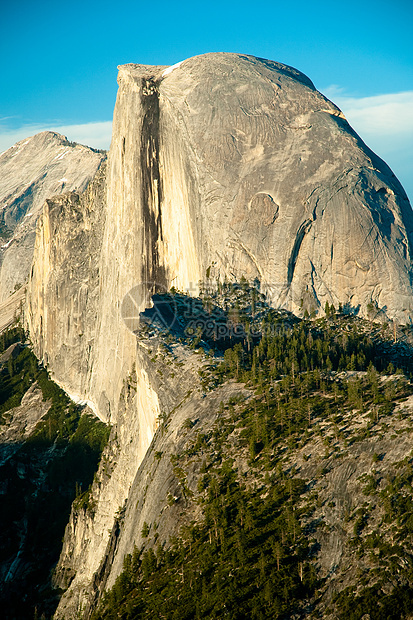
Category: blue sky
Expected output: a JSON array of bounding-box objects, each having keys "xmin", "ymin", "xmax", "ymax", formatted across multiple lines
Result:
[{"xmin": 1, "ymin": 0, "xmax": 412, "ymax": 200}]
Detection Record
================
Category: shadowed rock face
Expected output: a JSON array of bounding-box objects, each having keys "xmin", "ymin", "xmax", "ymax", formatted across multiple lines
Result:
[
  {"xmin": 0, "ymin": 131, "xmax": 105, "ymax": 300},
  {"xmin": 23, "ymin": 53, "xmax": 413, "ymax": 617}
]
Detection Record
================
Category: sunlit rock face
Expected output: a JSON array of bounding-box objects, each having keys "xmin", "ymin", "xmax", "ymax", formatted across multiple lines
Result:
[
  {"xmin": 0, "ymin": 131, "xmax": 105, "ymax": 300},
  {"xmin": 154, "ymin": 53, "xmax": 413, "ymax": 320},
  {"xmin": 106, "ymin": 53, "xmax": 413, "ymax": 328},
  {"xmin": 23, "ymin": 53, "xmax": 413, "ymax": 618}
]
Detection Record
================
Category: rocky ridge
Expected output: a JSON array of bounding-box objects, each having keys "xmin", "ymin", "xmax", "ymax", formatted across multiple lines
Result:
[
  {"xmin": 70, "ymin": 305, "xmax": 413, "ymax": 619},
  {"xmin": 0, "ymin": 131, "xmax": 105, "ymax": 300}
]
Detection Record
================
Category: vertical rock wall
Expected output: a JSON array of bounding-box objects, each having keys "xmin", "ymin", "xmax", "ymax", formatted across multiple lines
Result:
[
  {"xmin": 86, "ymin": 64, "xmax": 202, "ymax": 424},
  {"xmin": 52, "ymin": 359, "xmax": 161, "ymax": 618},
  {"xmin": 25, "ymin": 163, "xmax": 106, "ymax": 405}
]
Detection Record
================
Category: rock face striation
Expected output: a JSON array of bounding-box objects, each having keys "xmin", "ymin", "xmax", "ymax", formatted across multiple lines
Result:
[
  {"xmin": 21, "ymin": 53, "xmax": 413, "ymax": 616},
  {"xmin": 0, "ymin": 131, "xmax": 105, "ymax": 300}
]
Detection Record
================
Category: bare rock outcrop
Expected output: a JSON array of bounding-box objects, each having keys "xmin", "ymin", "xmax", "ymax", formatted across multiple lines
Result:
[{"xmin": 0, "ymin": 131, "xmax": 105, "ymax": 300}]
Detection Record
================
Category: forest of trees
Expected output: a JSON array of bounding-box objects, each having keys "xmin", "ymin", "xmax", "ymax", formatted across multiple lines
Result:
[{"xmin": 92, "ymin": 281, "xmax": 413, "ymax": 619}]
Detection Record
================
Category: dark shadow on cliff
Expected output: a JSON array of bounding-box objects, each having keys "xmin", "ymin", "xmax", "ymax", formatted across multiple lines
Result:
[{"xmin": 137, "ymin": 280, "xmax": 299, "ymax": 354}]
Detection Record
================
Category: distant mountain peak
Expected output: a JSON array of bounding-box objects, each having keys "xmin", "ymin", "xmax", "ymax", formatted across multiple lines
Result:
[{"xmin": 0, "ymin": 131, "xmax": 105, "ymax": 300}]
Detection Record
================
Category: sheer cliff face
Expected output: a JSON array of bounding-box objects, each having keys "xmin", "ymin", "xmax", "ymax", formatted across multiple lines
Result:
[
  {"xmin": 107, "ymin": 53, "xmax": 413, "ymax": 326},
  {"xmin": 25, "ymin": 165, "xmax": 106, "ymax": 405},
  {"xmin": 0, "ymin": 131, "xmax": 105, "ymax": 301},
  {"xmin": 153, "ymin": 53, "xmax": 412, "ymax": 318}
]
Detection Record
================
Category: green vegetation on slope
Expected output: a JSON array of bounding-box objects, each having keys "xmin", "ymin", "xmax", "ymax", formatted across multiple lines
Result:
[
  {"xmin": 92, "ymin": 282, "xmax": 413, "ymax": 620},
  {"xmin": 332, "ymin": 456, "xmax": 413, "ymax": 619},
  {"xmin": 0, "ymin": 325, "xmax": 109, "ymax": 620}
]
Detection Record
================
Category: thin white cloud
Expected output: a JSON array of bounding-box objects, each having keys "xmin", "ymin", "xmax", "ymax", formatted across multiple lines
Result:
[
  {"xmin": 322, "ymin": 88, "xmax": 413, "ymax": 203},
  {"xmin": 0, "ymin": 120, "xmax": 112, "ymax": 154},
  {"xmin": 323, "ymin": 89, "xmax": 413, "ymax": 135},
  {"xmin": 56, "ymin": 121, "xmax": 112, "ymax": 150}
]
